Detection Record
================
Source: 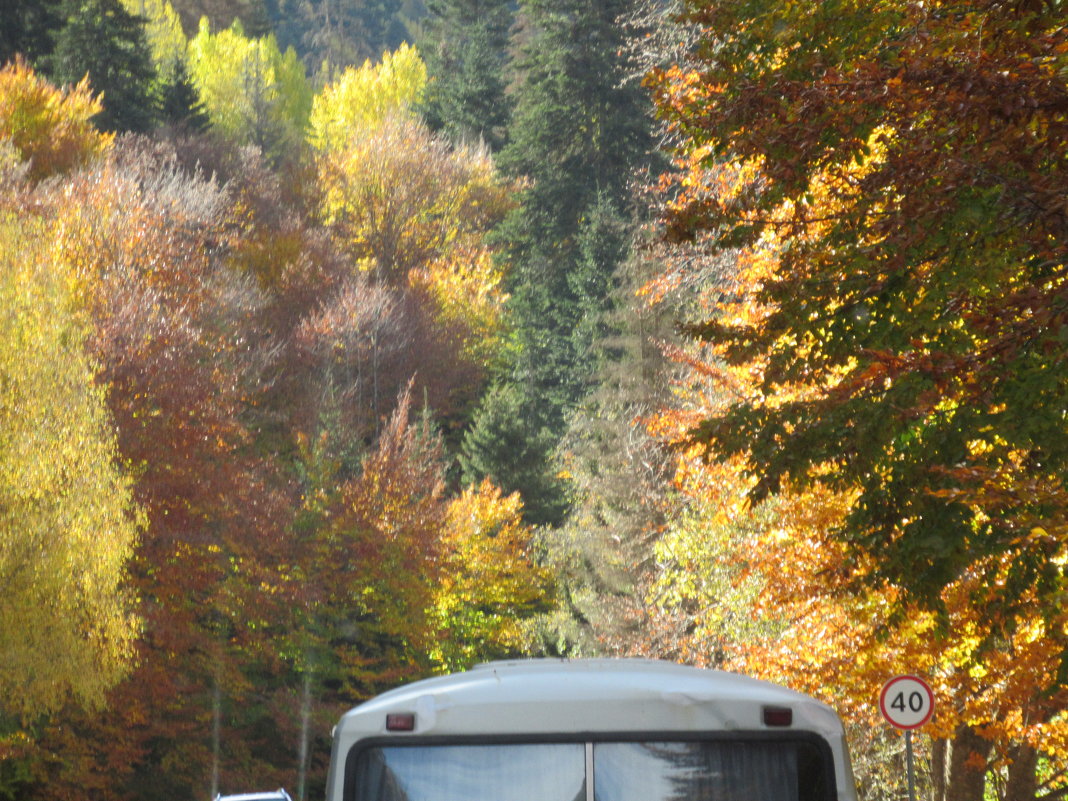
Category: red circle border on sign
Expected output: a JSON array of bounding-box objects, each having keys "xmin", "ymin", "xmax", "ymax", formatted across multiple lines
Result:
[{"xmin": 879, "ymin": 675, "xmax": 935, "ymax": 730}]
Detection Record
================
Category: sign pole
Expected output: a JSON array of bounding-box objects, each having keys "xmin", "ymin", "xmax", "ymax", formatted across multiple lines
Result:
[
  {"xmin": 905, "ymin": 730, "xmax": 916, "ymax": 801},
  {"xmin": 880, "ymin": 675, "xmax": 935, "ymax": 801}
]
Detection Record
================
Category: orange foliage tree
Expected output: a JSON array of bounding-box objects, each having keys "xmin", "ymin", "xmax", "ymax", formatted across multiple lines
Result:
[
  {"xmin": 288, "ymin": 389, "xmax": 556, "ymax": 732},
  {"xmin": 641, "ymin": 2, "xmax": 1068, "ymax": 799},
  {"xmin": 0, "ymin": 57, "xmax": 111, "ymax": 180},
  {"xmin": 297, "ymin": 387, "xmax": 449, "ymax": 700}
]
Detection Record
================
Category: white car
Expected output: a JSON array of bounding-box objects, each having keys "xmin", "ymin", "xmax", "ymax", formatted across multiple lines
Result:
[{"xmin": 214, "ymin": 790, "xmax": 292, "ymax": 801}]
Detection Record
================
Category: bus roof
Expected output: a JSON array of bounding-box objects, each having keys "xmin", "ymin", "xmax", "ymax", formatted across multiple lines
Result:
[{"xmin": 334, "ymin": 659, "xmax": 846, "ymax": 742}]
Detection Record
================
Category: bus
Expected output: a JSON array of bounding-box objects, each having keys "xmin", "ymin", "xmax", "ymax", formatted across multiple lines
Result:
[{"xmin": 325, "ymin": 659, "xmax": 858, "ymax": 801}]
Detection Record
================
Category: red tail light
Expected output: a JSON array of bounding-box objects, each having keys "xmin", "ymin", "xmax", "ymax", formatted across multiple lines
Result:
[
  {"xmin": 386, "ymin": 713, "xmax": 416, "ymax": 731},
  {"xmin": 763, "ymin": 706, "xmax": 793, "ymax": 727}
]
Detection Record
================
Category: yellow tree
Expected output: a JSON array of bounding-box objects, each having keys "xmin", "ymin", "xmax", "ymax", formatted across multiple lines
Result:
[
  {"xmin": 307, "ymin": 43, "xmax": 427, "ymax": 152},
  {"xmin": 431, "ymin": 479, "xmax": 555, "ymax": 671},
  {"xmin": 312, "ymin": 47, "xmax": 513, "ymax": 377},
  {"xmin": 0, "ymin": 58, "xmax": 135, "ymax": 738},
  {"xmin": 187, "ymin": 18, "xmax": 311, "ymax": 157},
  {"xmin": 0, "ymin": 214, "xmax": 140, "ymax": 726},
  {"xmin": 317, "ymin": 114, "xmax": 510, "ymax": 279},
  {"xmin": 315, "ymin": 112, "xmax": 513, "ymax": 371}
]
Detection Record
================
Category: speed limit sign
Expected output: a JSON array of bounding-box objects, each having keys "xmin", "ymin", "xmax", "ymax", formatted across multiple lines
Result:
[{"xmin": 880, "ymin": 675, "xmax": 935, "ymax": 729}]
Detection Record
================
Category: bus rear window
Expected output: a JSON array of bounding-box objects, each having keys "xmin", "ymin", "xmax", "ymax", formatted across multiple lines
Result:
[
  {"xmin": 350, "ymin": 739, "xmax": 832, "ymax": 801},
  {"xmin": 354, "ymin": 743, "xmax": 586, "ymax": 801}
]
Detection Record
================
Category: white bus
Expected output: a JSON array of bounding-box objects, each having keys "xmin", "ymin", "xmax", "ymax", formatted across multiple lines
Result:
[{"xmin": 325, "ymin": 659, "xmax": 858, "ymax": 801}]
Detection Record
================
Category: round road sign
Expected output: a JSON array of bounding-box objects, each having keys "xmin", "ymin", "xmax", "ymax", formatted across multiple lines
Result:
[{"xmin": 880, "ymin": 675, "xmax": 935, "ymax": 730}]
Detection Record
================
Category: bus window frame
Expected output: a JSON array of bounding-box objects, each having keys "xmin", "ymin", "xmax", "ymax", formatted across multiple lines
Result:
[{"xmin": 342, "ymin": 730, "xmax": 839, "ymax": 801}]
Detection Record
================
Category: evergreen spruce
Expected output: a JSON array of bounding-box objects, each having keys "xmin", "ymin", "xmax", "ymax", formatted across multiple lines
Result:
[
  {"xmin": 420, "ymin": 0, "xmax": 513, "ymax": 149},
  {"xmin": 49, "ymin": 0, "xmax": 157, "ymax": 133},
  {"xmin": 497, "ymin": 0, "xmax": 654, "ymax": 429},
  {"xmin": 458, "ymin": 0, "xmax": 656, "ymax": 525},
  {"xmin": 265, "ymin": 0, "xmax": 408, "ymax": 76},
  {"xmin": 0, "ymin": 0, "xmax": 63, "ymax": 66},
  {"xmin": 157, "ymin": 61, "xmax": 210, "ymax": 133},
  {"xmin": 537, "ymin": 239, "xmax": 679, "ymax": 654},
  {"xmin": 498, "ymin": 0, "xmax": 652, "ymax": 235},
  {"xmin": 568, "ymin": 191, "xmax": 631, "ymax": 390},
  {"xmin": 459, "ymin": 384, "xmax": 568, "ymax": 528}
]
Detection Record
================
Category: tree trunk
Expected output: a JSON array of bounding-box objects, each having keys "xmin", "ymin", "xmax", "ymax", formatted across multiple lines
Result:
[
  {"xmin": 1004, "ymin": 742, "xmax": 1039, "ymax": 801},
  {"xmin": 297, "ymin": 669, "xmax": 313, "ymax": 801},
  {"xmin": 211, "ymin": 675, "xmax": 222, "ymax": 801},
  {"xmin": 932, "ymin": 738, "xmax": 948, "ymax": 801},
  {"xmin": 945, "ymin": 725, "xmax": 993, "ymax": 801}
]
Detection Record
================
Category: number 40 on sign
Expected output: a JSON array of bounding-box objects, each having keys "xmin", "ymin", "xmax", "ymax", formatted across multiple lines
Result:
[{"xmin": 880, "ymin": 675, "xmax": 935, "ymax": 730}]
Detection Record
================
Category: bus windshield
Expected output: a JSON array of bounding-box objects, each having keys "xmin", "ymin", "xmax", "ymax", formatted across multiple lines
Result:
[{"xmin": 351, "ymin": 739, "xmax": 832, "ymax": 801}]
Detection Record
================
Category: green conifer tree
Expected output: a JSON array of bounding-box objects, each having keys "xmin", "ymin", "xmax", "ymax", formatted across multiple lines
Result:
[
  {"xmin": 536, "ymin": 236, "xmax": 680, "ymax": 655},
  {"xmin": 0, "ymin": 0, "xmax": 63, "ymax": 66},
  {"xmin": 265, "ymin": 0, "xmax": 408, "ymax": 77},
  {"xmin": 156, "ymin": 60, "xmax": 210, "ymax": 132},
  {"xmin": 499, "ymin": 0, "xmax": 652, "ymax": 238},
  {"xmin": 459, "ymin": 384, "xmax": 568, "ymax": 527},
  {"xmin": 569, "ymin": 191, "xmax": 630, "ymax": 385},
  {"xmin": 48, "ymin": 0, "xmax": 157, "ymax": 132},
  {"xmin": 459, "ymin": 0, "xmax": 654, "ymax": 522},
  {"xmin": 419, "ymin": 0, "xmax": 513, "ymax": 149},
  {"xmin": 499, "ymin": 0, "xmax": 653, "ymax": 426},
  {"xmin": 454, "ymin": 0, "xmax": 653, "ymax": 527}
]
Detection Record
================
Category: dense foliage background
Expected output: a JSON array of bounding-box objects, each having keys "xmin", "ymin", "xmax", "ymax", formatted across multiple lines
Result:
[{"xmin": 0, "ymin": 1, "xmax": 1064, "ymax": 801}]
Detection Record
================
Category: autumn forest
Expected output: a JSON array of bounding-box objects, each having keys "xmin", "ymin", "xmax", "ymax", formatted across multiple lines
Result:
[{"xmin": 0, "ymin": 0, "xmax": 1064, "ymax": 800}]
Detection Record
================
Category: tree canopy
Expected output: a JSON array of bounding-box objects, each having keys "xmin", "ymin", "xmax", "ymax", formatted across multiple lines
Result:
[
  {"xmin": 48, "ymin": 0, "xmax": 158, "ymax": 132},
  {"xmin": 2, "ymin": 3, "xmax": 1066, "ymax": 801},
  {"xmin": 307, "ymin": 42, "xmax": 426, "ymax": 151},
  {"xmin": 648, "ymin": 0, "xmax": 1068, "ymax": 674},
  {"xmin": 0, "ymin": 214, "xmax": 140, "ymax": 721},
  {"xmin": 419, "ymin": 0, "xmax": 512, "ymax": 149},
  {"xmin": 641, "ymin": 3, "xmax": 1068, "ymax": 800},
  {"xmin": 188, "ymin": 18, "xmax": 311, "ymax": 156},
  {"xmin": 0, "ymin": 56, "xmax": 111, "ymax": 180}
]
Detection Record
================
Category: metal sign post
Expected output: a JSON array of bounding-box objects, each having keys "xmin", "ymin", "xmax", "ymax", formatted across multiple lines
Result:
[
  {"xmin": 905, "ymin": 730, "xmax": 916, "ymax": 801},
  {"xmin": 880, "ymin": 675, "xmax": 936, "ymax": 801}
]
